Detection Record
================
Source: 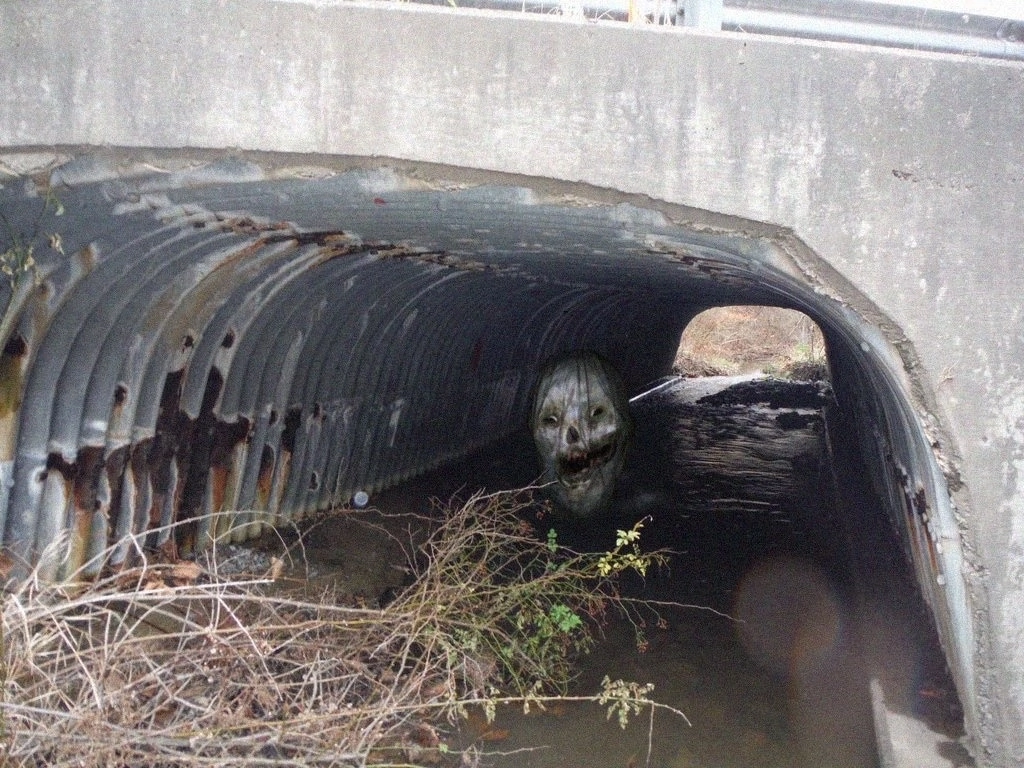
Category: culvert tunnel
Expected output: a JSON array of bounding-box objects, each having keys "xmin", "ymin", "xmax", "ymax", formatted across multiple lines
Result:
[{"xmin": 0, "ymin": 158, "xmax": 971, "ymax": 762}]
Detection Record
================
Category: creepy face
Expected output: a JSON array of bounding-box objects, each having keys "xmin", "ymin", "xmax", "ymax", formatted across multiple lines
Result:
[{"xmin": 530, "ymin": 351, "xmax": 632, "ymax": 517}]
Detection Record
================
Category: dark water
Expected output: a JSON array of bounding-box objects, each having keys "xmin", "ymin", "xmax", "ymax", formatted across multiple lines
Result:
[{"xmin": 297, "ymin": 376, "xmax": 963, "ymax": 768}]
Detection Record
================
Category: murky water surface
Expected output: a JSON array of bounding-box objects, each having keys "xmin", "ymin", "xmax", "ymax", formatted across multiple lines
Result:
[{"xmin": 287, "ymin": 377, "xmax": 960, "ymax": 768}]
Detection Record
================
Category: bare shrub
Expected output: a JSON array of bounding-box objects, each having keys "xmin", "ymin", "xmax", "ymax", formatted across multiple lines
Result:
[{"xmin": 0, "ymin": 490, "xmax": 682, "ymax": 767}]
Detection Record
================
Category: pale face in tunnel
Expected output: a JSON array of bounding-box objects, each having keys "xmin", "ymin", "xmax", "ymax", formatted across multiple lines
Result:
[{"xmin": 530, "ymin": 351, "xmax": 633, "ymax": 517}]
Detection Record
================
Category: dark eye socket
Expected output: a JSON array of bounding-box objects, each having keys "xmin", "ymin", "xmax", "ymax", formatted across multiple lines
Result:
[
  {"xmin": 591, "ymin": 406, "xmax": 605, "ymax": 419},
  {"xmin": 542, "ymin": 414, "xmax": 559, "ymax": 426}
]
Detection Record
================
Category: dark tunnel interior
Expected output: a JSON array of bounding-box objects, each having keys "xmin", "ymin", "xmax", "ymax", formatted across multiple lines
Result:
[{"xmin": 0, "ymin": 157, "xmax": 973, "ymax": 763}]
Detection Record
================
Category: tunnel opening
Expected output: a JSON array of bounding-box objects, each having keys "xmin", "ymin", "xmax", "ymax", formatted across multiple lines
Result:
[
  {"xmin": 675, "ymin": 305, "xmax": 827, "ymax": 379},
  {"xmin": 0, "ymin": 156, "xmax": 973, "ymax": 765},
  {"xmin": 310, "ymin": 300, "xmax": 968, "ymax": 766}
]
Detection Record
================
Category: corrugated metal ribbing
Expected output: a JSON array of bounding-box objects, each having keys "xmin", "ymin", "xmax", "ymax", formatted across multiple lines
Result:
[{"xmin": 0, "ymin": 163, "xmax": 780, "ymax": 579}]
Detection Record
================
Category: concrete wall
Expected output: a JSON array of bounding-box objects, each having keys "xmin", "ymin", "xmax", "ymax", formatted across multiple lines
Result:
[{"xmin": 2, "ymin": 1, "xmax": 1023, "ymax": 763}]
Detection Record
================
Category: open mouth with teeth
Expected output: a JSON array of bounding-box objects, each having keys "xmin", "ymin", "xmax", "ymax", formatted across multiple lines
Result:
[
  {"xmin": 530, "ymin": 351, "xmax": 633, "ymax": 516},
  {"xmin": 557, "ymin": 439, "xmax": 618, "ymax": 488}
]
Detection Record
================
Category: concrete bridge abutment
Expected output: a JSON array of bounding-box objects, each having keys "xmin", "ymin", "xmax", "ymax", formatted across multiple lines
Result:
[{"xmin": 2, "ymin": 2, "xmax": 1023, "ymax": 765}]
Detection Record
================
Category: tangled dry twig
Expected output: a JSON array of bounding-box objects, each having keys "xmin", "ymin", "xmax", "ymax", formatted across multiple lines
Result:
[{"xmin": 1, "ymin": 489, "xmax": 684, "ymax": 767}]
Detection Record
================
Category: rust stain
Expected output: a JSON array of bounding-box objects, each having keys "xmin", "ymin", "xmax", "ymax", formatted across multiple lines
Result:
[
  {"xmin": 209, "ymin": 461, "xmax": 231, "ymax": 540},
  {"xmin": 42, "ymin": 452, "xmax": 76, "ymax": 575},
  {"xmin": 173, "ymin": 368, "xmax": 247, "ymax": 554},
  {"xmin": 0, "ymin": 334, "xmax": 27, "ymax": 419},
  {"xmin": 0, "ymin": 334, "xmax": 27, "ymax": 460},
  {"xmin": 213, "ymin": 215, "xmax": 292, "ymax": 237},
  {"xmin": 75, "ymin": 242, "xmax": 97, "ymax": 273},
  {"xmin": 256, "ymin": 444, "xmax": 276, "ymax": 508},
  {"xmin": 148, "ymin": 370, "xmax": 191, "ymax": 553},
  {"xmin": 71, "ymin": 447, "xmax": 105, "ymax": 528},
  {"xmin": 209, "ymin": 463, "xmax": 229, "ymax": 518},
  {"xmin": 104, "ymin": 444, "xmax": 129, "ymax": 514},
  {"xmin": 214, "ymin": 221, "xmax": 498, "ymax": 274},
  {"xmin": 126, "ymin": 438, "xmax": 161, "ymax": 534},
  {"xmin": 208, "ymin": 418, "xmax": 250, "ymax": 540},
  {"xmin": 33, "ymin": 445, "xmax": 110, "ymax": 578},
  {"xmin": 268, "ymin": 450, "xmax": 292, "ymax": 525}
]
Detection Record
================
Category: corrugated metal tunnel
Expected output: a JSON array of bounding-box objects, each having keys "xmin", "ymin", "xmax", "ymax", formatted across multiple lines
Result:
[{"xmin": 0, "ymin": 156, "xmax": 971, "ymax": 733}]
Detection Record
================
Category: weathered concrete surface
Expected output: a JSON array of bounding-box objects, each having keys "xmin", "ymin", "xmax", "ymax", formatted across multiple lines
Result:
[{"xmin": 1, "ymin": 1, "xmax": 1022, "ymax": 764}]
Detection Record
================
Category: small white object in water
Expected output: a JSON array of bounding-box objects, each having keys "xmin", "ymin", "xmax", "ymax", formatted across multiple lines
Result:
[{"xmin": 353, "ymin": 491, "xmax": 369, "ymax": 508}]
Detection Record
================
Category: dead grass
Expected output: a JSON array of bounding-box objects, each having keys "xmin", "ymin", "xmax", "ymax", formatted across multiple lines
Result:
[
  {"xmin": 675, "ymin": 306, "xmax": 826, "ymax": 378},
  {"xmin": 0, "ymin": 490, "xmax": 682, "ymax": 767}
]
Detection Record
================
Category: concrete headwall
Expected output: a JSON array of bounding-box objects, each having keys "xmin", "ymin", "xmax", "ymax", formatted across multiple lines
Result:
[{"xmin": 2, "ymin": 2, "xmax": 1023, "ymax": 763}]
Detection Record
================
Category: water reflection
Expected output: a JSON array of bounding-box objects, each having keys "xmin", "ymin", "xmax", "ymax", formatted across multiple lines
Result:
[{"xmin": 291, "ymin": 375, "xmax": 957, "ymax": 767}]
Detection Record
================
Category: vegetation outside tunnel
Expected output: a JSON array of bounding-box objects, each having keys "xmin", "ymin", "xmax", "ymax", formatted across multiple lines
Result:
[{"xmin": 675, "ymin": 306, "xmax": 827, "ymax": 379}]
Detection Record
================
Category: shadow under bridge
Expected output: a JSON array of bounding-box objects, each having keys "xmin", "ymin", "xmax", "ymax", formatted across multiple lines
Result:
[{"xmin": 2, "ymin": 165, "xmax": 795, "ymax": 580}]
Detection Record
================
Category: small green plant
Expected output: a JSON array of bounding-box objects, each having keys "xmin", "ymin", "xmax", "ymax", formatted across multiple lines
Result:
[
  {"xmin": 547, "ymin": 601, "xmax": 583, "ymax": 633},
  {"xmin": 599, "ymin": 675, "xmax": 656, "ymax": 729},
  {"xmin": 0, "ymin": 186, "xmax": 63, "ymax": 289},
  {"xmin": 0, "ymin": 236, "xmax": 35, "ymax": 289},
  {"xmin": 395, "ymin": 493, "xmax": 665, "ymax": 704},
  {"xmin": 1, "ymin": 186, "xmax": 64, "ymax": 352},
  {"xmin": 597, "ymin": 517, "xmax": 652, "ymax": 578}
]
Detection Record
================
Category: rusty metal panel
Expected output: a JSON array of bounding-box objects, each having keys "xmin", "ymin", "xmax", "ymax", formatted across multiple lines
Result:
[{"xmin": 1, "ymin": 162, "xmax": 787, "ymax": 578}]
